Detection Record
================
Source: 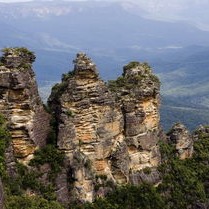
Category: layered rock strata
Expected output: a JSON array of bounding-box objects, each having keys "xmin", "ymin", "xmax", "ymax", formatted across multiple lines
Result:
[
  {"xmin": 111, "ymin": 62, "xmax": 162, "ymax": 185},
  {"xmin": 49, "ymin": 53, "xmax": 162, "ymax": 202},
  {"xmin": 49, "ymin": 53, "xmax": 124, "ymax": 202},
  {"xmin": 0, "ymin": 48, "xmax": 50, "ymax": 163}
]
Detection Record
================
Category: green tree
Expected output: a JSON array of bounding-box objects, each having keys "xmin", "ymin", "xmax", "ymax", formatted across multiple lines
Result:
[
  {"xmin": 6, "ymin": 195, "xmax": 64, "ymax": 209},
  {"xmin": 0, "ymin": 114, "xmax": 10, "ymax": 177}
]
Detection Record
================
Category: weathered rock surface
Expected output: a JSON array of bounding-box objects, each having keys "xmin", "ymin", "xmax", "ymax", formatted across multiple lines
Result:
[
  {"xmin": 168, "ymin": 123, "xmax": 193, "ymax": 159},
  {"xmin": 49, "ymin": 54, "xmax": 162, "ymax": 202},
  {"xmin": 0, "ymin": 48, "xmax": 203, "ymax": 207},
  {"xmin": 129, "ymin": 168, "xmax": 161, "ymax": 185},
  {"xmin": 49, "ymin": 53, "xmax": 124, "ymax": 202},
  {"xmin": 0, "ymin": 48, "xmax": 50, "ymax": 163},
  {"xmin": 115, "ymin": 62, "xmax": 162, "ymax": 178}
]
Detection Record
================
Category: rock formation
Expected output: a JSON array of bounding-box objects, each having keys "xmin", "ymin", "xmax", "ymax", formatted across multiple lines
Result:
[
  {"xmin": 0, "ymin": 48, "xmax": 201, "ymax": 207},
  {"xmin": 111, "ymin": 61, "xmax": 162, "ymax": 185},
  {"xmin": 168, "ymin": 123, "xmax": 193, "ymax": 159},
  {"xmin": 0, "ymin": 47, "xmax": 50, "ymax": 164},
  {"xmin": 49, "ymin": 53, "xmax": 124, "ymax": 202},
  {"xmin": 49, "ymin": 53, "xmax": 162, "ymax": 202}
]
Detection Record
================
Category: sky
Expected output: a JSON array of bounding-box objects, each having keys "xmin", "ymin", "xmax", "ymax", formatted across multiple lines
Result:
[
  {"xmin": 0, "ymin": 0, "xmax": 113, "ymax": 1},
  {"xmin": 1, "ymin": 0, "xmax": 209, "ymax": 31},
  {"xmin": 0, "ymin": 0, "xmax": 88, "ymax": 3},
  {"xmin": 0, "ymin": 0, "xmax": 31, "ymax": 2},
  {"xmin": 0, "ymin": 0, "xmax": 124, "ymax": 3}
]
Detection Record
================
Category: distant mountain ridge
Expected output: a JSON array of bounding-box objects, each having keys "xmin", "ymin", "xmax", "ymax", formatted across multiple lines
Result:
[
  {"xmin": 1, "ymin": 0, "xmax": 209, "ymax": 129},
  {"xmin": 123, "ymin": 0, "xmax": 209, "ymax": 31},
  {"xmin": 1, "ymin": 1, "xmax": 209, "ymax": 80}
]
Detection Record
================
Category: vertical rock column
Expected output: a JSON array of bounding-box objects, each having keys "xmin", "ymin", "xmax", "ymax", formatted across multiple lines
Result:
[
  {"xmin": 49, "ymin": 54, "xmax": 163, "ymax": 203},
  {"xmin": 108, "ymin": 62, "xmax": 162, "ymax": 184},
  {"xmin": 49, "ymin": 53, "xmax": 124, "ymax": 202},
  {"xmin": 0, "ymin": 48, "xmax": 50, "ymax": 164}
]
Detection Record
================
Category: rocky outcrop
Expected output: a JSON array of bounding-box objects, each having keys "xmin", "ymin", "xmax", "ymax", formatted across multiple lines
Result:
[
  {"xmin": 113, "ymin": 62, "xmax": 162, "ymax": 183},
  {"xmin": 168, "ymin": 123, "xmax": 193, "ymax": 159},
  {"xmin": 49, "ymin": 53, "xmax": 162, "ymax": 202},
  {"xmin": 49, "ymin": 53, "xmax": 124, "ymax": 202},
  {"xmin": 1, "ymin": 47, "xmax": 205, "ymax": 207},
  {"xmin": 0, "ymin": 48, "xmax": 50, "ymax": 164}
]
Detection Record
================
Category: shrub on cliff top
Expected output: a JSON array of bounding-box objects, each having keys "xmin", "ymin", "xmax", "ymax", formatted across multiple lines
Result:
[
  {"xmin": 1, "ymin": 47, "xmax": 35, "ymax": 57},
  {"xmin": 0, "ymin": 47, "xmax": 35, "ymax": 69},
  {"xmin": 50, "ymin": 81, "xmax": 68, "ymax": 101},
  {"xmin": 108, "ymin": 61, "xmax": 160, "ymax": 93},
  {"xmin": 123, "ymin": 61, "xmax": 140, "ymax": 71}
]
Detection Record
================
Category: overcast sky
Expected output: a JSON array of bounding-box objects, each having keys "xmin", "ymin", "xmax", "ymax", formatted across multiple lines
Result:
[
  {"xmin": 0, "ymin": 0, "xmax": 31, "ymax": 2},
  {"xmin": 0, "ymin": 0, "xmax": 115, "ymax": 3},
  {"xmin": 0, "ymin": 0, "xmax": 124, "ymax": 3},
  {"xmin": 0, "ymin": 0, "xmax": 90, "ymax": 3}
]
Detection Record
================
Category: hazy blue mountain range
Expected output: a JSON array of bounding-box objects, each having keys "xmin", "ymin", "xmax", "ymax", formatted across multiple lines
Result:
[
  {"xmin": 1, "ymin": 0, "xmax": 209, "ymax": 130},
  {"xmin": 125, "ymin": 0, "xmax": 209, "ymax": 30}
]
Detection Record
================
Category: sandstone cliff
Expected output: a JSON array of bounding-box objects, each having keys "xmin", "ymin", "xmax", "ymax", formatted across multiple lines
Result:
[
  {"xmin": 0, "ymin": 47, "xmax": 50, "ymax": 165},
  {"xmin": 109, "ymin": 61, "xmax": 162, "ymax": 185},
  {"xmin": 49, "ymin": 53, "xmax": 162, "ymax": 202},
  {"xmin": 0, "ymin": 48, "xmax": 200, "ymax": 207}
]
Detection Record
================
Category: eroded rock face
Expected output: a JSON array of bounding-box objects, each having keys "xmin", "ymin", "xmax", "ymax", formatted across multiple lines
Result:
[
  {"xmin": 49, "ymin": 53, "xmax": 124, "ymax": 202},
  {"xmin": 0, "ymin": 48, "xmax": 50, "ymax": 163},
  {"xmin": 168, "ymin": 123, "xmax": 193, "ymax": 159},
  {"xmin": 49, "ymin": 54, "xmax": 162, "ymax": 202},
  {"xmin": 117, "ymin": 62, "xmax": 162, "ymax": 176}
]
